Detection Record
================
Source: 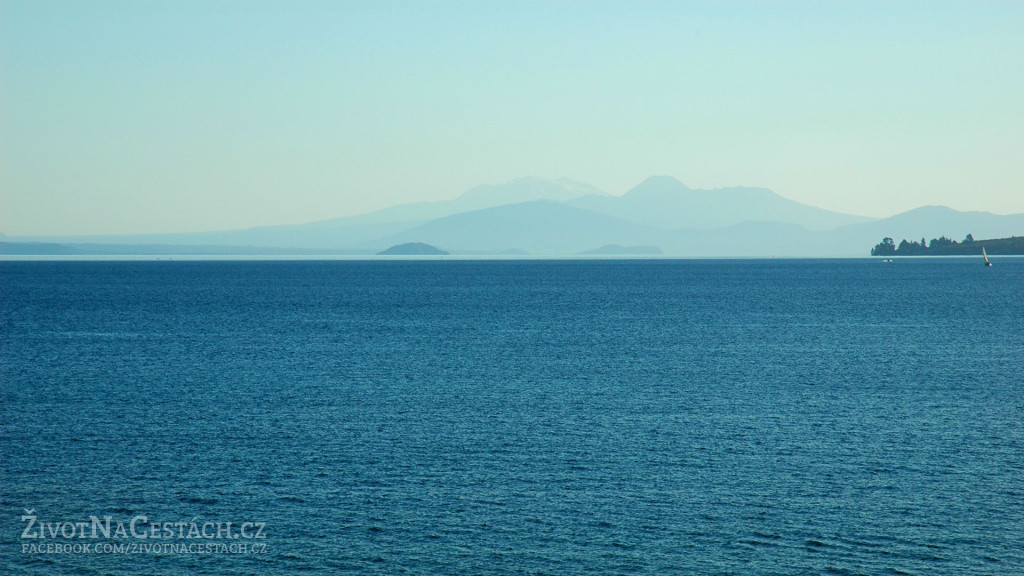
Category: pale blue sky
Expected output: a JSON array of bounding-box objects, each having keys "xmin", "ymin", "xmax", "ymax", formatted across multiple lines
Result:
[{"xmin": 2, "ymin": 1, "xmax": 1022, "ymax": 235}]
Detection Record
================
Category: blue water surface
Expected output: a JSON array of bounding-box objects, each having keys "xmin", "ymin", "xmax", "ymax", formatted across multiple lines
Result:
[{"xmin": 2, "ymin": 259, "xmax": 1022, "ymax": 575}]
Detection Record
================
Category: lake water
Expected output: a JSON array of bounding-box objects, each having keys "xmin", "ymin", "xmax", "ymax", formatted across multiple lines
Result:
[{"xmin": 2, "ymin": 259, "xmax": 1022, "ymax": 575}]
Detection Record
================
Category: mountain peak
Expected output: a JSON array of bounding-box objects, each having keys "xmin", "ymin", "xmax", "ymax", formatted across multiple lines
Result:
[
  {"xmin": 456, "ymin": 177, "xmax": 595, "ymax": 207},
  {"xmin": 554, "ymin": 177, "xmax": 607, "ymax": 196},
  {"xmin": 900, "ymin": 205, "xmax": 966, "ymax": 216},
  {"xmin": 624, "ymin": 175, "xmax": 690, "ymax": 198}
]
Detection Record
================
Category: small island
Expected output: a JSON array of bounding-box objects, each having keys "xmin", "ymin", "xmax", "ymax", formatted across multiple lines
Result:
[
  {"xmin": 871, "ymin": 234, "xmax": 1024, "ymax": 256},
  {"xmin": 578, "ymin": 244, "xmax": 663, "ymax": 256},
  {"xmin": 377, "ymin": 242, "xmax": 449, "ymax": 255}
]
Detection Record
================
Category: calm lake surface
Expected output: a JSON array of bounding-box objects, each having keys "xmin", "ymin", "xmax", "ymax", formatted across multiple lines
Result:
[{"xmin": 2, "ymin": 259, "xmax": 1022, "ymax": 575}]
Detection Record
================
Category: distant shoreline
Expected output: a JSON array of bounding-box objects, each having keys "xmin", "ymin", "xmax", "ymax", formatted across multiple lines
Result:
[
  {"xmin": 871, "ymin": 235, "xmax": 1024, "ymax": 256},
  {"xmin": 4, "ymin": 254, "xmax": 1024, "ymax": 263}
]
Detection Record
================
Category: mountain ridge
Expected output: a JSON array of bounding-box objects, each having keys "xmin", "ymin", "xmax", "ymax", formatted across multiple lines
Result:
[
  {"xmin": 4, "ymin": 176, "xmax": 1021, "ymax": 257},
  {"xmin": 570, "ymin": 176, "xmax": 874, "ymax": 231}
]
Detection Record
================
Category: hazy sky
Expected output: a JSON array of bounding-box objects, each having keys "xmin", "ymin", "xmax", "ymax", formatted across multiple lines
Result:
[{"xmin": 2, "ymin": 1, "xmax": 1022, "ymax": 236}]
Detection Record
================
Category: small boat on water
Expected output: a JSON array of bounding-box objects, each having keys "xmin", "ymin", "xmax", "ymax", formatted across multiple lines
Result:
[{"xmin": 982, "ymin": 247, "xmax": 992, "ymax": 267}]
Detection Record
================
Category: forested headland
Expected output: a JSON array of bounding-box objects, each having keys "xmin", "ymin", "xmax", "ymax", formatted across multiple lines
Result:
[{"xmin": 871, "ymin": 235, "xmax": 1024, "ymax": 256}]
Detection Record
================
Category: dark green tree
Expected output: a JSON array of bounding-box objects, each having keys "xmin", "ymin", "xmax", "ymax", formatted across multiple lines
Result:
[{"xmin": 871, "ymin": 237, "xmax": 897, "ymax": 256}]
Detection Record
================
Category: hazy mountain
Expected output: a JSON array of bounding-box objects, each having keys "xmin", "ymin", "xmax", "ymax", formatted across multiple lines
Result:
[
  {"xmin": 807, "ymin": 206, "xmax": 1024, "ymax": 256},
  {"xmin": 307, "ymin": 176, "xmax": 604, "ymax": 227},
  {"xmin": 455, "ymin": 177, "xmax": 603, "ymax": 209},
  {"xmin": 370, "ymin": 201, "xmax": 666, "ymax": 255},
  {"xmin": 11, "ymin": 177, "xmax": 603, "ymax": 250},
  {"xmin": 552, "ymin": 178, "xmax": 607, "ymax": 197},
  {"xmin": 695, "ymin": 208, "xmax": 1024, "ymax": 257},
  {"xmin": 578, "ymin": 244, "xmax": 663, "ymax": 256},
  {"xmin": 663, "ymin": 221, "xmax": 822, "ymax": 257},
  {"xmin": 5, "ymin": 176, "xmax": 1021, "ymax": 257},
  {"xmin": 0, "ymin": 241, "xmax": 372, "ymax": 256},
  {"xmin": 10, "ymin": 220, "xmax": 419, "ymax": 251},
  {"xmin": 0, "ymin": 241, "xmax": 84, "ymax": 255},
  {"xmin": 362, "ymin": 202, "xmax": 1024, "ymax": 257},
  {"xmin": 839, "ymin": 206, "xmax": 1024, "ymax": 241},
  {"xmin": 569, "ymin": 175, "xmax": 874, "ymax": 231}
]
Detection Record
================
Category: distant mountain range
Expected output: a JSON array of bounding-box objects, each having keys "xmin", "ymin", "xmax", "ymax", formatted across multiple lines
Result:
[{"xmin": 4, "ymin": 176, "xmax": 1023, "ymax": 257}]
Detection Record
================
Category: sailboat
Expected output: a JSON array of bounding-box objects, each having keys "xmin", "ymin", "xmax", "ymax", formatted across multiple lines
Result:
[{"xmin": 982, "ymin": 246, "xmax": 992, "ymax": 267}]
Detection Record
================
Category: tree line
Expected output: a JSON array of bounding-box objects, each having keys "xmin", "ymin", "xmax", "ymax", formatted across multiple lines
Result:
[{"xmin": 871, "ymin": 234, "xmax": 1024, "ymax": 256}]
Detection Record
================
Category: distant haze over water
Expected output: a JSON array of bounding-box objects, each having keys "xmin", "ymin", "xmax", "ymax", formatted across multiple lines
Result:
[
  {"xmin": 4, "ymin": 176, "xmax": 1022, "ymax": 258},
  {"xmin": 3, "ymin": 2, "xmax": 1024, "ymax": 235}
]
